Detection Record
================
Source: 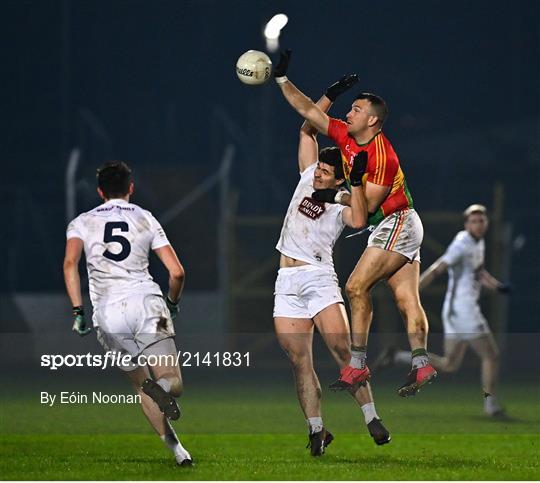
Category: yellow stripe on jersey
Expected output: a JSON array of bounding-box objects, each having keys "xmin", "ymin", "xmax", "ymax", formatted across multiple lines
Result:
[
  {"xmin": 375, "ymin": 135, "xmax": 387, "ymax": 185},
  {"xmin": 390, "ymin": 166, "xmax": 405, "ymax": 194},
  {"xmin": 341, "ymin": 152, "xmax": 350, "ymax": 180},
  {"xmin": 380, "ymin": 137, "xmax": 387, "ymax": 184},
  {"xmin": 375, "ymin": 135, "xmax": 382, "ymax": 184}
]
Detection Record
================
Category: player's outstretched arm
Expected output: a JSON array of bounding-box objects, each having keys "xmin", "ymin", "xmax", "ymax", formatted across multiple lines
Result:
[
  {"xmin": 419, "ymin": 258, "xmax": 448, "ymax": 291},
  {"xmin": 298, "ymin": 95, "xmax": 333, "ymax": 171},
  {"xmin": 154, "ymin": 245, "xmax": 185, "ymax": 319},
  {"xmin": 274, "ymin": 50, "xmax": 330, "ymax": 135},
  {"xmin": 299, "ymin": 75, "xmax": 359, "ymax": 171}
]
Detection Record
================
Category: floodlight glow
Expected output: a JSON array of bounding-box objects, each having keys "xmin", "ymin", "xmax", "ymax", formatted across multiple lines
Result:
[
  {"xmin": 264, "ymin": 14, "xmax": 288, "ymax": 52},
  {"xmin": 264, "ymin": 14, "xmax": 288, "ymax": 40}
]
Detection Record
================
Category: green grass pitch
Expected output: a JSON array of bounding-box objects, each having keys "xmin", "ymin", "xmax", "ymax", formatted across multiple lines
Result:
[{"xmin": 1, "ymin": 377, "xmax": 539, "ymax": 480}]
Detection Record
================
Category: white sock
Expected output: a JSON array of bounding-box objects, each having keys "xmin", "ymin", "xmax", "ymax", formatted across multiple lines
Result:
[
  {"xmin": 350, "ymin": 346, "xmax": 367, "ymax": 369},
  {"xmin": 361, "ymin": 402, "xmax": 379, "ymax": 425},
  {"xmin": 161, "ymin": 428, "xmax": 191, "ymax": 462},
  {"xmin": 412, "ymin": 354, "xmax": 429, "ymax": 369},
  {"xmin": 307, "ymin": 416, "xmax": 324, "ymax": 434},
  {"xmin": 156, "ymin": 378, "xmax": 171, "ymax": 393},
  {"xmin": 394, "ymin": 350, "xmax": 411, "ymax": 365},
  {"xmin": 484, "ymin": 394, "xmax": 501, "ymax": 414}
]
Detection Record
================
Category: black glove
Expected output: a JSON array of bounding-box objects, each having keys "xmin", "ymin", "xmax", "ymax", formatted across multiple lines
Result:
[
  {"xmin": 350, "ymin": 151, "xmax": 368, "ymax": 187},
  {"xmin": 166, "ymin": 296, "xmax": 179, "ymax": 321},
  {"xmin": 311, "ymin": 188, "xmax": 338, "ymax": 203},
  {"xmin": 72, "ymin": 306, "xmax": 91, "ymax": 336},
  {"xmin": 325, "ymin": 74, "xmax": 359, "ymax": 102},
  {"xmin": 497, "ymin": 283, "xmax": 512, "ymax": 294},
  {"xmin": 274, "ymin": 49, "xmax": 292, "ymax": 78}
]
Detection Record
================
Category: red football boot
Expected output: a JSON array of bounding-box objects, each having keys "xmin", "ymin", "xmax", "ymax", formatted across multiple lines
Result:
[
  {"xmin": 397, "ymin": 364, "xmax": 437, "ymax": 397},
  {"xmin": 329, "ymin": 365, "xmax": 370, "ymax": 391}
]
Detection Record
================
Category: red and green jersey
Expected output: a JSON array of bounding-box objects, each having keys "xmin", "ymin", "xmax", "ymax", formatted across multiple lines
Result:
[{"xmin": 327, "ymin": 117, "xmax": 413, "ymax": 225}]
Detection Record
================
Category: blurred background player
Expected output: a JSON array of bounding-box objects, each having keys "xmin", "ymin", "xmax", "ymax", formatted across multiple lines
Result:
[
  {"xmin": 273, "ymin": 50, "xmax": 436, "ymax": 398},
  {"xmin": 274, "ymin": 75, "xmax": 390, "ymax": 457},
  {"xmin": 63, "ymin": 161, "xmax": 193, "ymax": 466},
  {"xmin": 375, "ymin": 204, "xmax": 510, "ymax": 416}
]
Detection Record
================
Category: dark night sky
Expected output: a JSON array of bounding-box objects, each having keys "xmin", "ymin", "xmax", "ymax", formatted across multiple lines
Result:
[
  {"xmin": 1, "ymin": 0, "xmax": 538, "ymax": 328},
  {"xmin": 3, "ymin": 0, "xmax": 538, "ymax": 169}
]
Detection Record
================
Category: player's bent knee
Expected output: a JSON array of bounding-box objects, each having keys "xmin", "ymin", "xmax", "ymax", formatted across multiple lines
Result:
[
  {"xmin": 345, "ymin": 279, "xmax": 369, "ymax": 300},
  {"xmin": 487, "ymin": 350, "xmax": 500, "ymax": 364},
  {"xmin": 287, "ymin": 351, "xmax": 312, "ymax": 370}
]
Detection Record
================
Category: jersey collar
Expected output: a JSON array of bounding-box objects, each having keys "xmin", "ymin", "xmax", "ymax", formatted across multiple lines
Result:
[{"xmin": 355, "ymin": 130, "xmax": 382, "ymax": 147}]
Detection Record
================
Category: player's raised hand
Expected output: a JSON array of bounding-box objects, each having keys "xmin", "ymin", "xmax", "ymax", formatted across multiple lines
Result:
[
  {"xmin": 274, "ymin": 49, "xmax": 292, "ymax": 80},
  {"xmin": 72, "ymin": 306, "xmax": 91, "ymax": 336},
  {"xmin": 166, "ymin": 296, "xmax": 179, "ymax": 321},
  {"xmin": 312, "ymin": 188, "xmax": 338, "ymax": 203},
  {"xmin": 325, "ymin": 74, "xmax": 359, "ymax": 102},
  {"xmin": 350, "ymin": 151, "xmax": 368, "ymax": 187}
]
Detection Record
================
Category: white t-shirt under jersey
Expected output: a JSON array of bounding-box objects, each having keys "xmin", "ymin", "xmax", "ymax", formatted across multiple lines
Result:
[
  {"xmin": 66, "ymin": 199, "xmax": 169, "ymax": 308},
  {"xmin": 276, "ymin": 163, "xmax": 346, "ymax": 271},
  {"xmin": 441, "ymin": 230, "xmax": 485, "ymax": 311}
]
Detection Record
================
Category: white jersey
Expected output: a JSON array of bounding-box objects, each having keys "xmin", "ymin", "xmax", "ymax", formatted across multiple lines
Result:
[
  {"xmin": 276, "ymin": 163, "xmax": 346, "ymax": 271},
  {"xmin": 66, "ymin": 199, "xmax": 169, "ymax": 308},
  {"xmin": 441, "ymin": 230, "xmax": 484, "ymax": 312}
]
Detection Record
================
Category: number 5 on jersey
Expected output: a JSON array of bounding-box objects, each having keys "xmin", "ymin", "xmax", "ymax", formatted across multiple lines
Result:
[{"xmin": 103, "ymin": 222, "xmax": 131, "ymax": 261}]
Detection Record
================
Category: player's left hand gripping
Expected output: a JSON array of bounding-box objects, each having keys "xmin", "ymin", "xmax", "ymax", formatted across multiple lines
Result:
[
  {"xmin": 166, "ymin": 296, "xmax": 179, "ymax": 321},
  {"xmin": 350, "ymin": 151, "xmax": 368, "ymax": 187},
  {"xmin": 72, "ymin": 306, "xmax": 91, "ymax": 336},
  {"xmin": 274, "ymin": 49, "xmax": 292, "ymax": 80},
  {"xmin": 325, "ymin": 74, "xmax": 359, "ymax": 102}
]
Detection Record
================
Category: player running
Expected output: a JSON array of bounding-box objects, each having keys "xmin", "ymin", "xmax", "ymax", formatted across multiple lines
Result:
[
  {"xmin": 375, "ymin": 204, "xmax": 509, "ymax": 416},
  {"xmin": 63, "ymin": 161, "xmax": 193, "ymax": 466},
  {"xmin": 273, "ymin": 50, "xmax": 437, "ymax": 397},
  {"xmin": 274, "ymin": 75, "xmax": 391, "ymax": 457}
]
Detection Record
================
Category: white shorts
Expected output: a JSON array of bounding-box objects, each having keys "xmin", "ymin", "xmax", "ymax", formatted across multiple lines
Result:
[
  {"xmin": 93, "ymin": 293, "xmax": 175, "ymax": 371},
  {"xmin": 368, "ymin": 208, "xmax": 423, "ymax": 262},
  {"xmin": 442, "ymin": 301, "xmax": 490, "ymax": 340},
  {"xmin": 273, "ymin": 265, "xmax": 344, "ymax": 319}
]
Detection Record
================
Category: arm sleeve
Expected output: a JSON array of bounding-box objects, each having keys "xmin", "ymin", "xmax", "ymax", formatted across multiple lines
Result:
[
  {"xmin": 66, "ymin": 217, "xmax": 83, "ymax": 240},
  {"xmin": 366, "ymin": 139, "xmax": 398, "ymax": 187},
  {"xmin": 149, "ymin": 215, "xmax": 170, "ymax": 250},
  {"xmin": 327, "ymin": 117, "xmax": 349, "ymax": 146},
  {"xmin": 440, "ymin": 238, "xmax": 465, "ymax": 266}
]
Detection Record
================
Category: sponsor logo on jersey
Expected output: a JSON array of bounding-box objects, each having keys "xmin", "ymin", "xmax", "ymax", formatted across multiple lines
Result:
[
  {"xmin": 298, "ymin": 197, "xmax": 326, "ymax": 220},
  {"xmin": 96, "ymin": 205, "xmax": 134, "ymax": 212}
]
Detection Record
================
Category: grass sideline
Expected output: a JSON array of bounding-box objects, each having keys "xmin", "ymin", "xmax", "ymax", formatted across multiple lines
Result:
[
  {"xmin": 1, "ymin": 378, "xmax": 539, "ymax": 480},
  {"xmin": 1, "ymin": 434, "xmax": 539, "ymax": 480}
]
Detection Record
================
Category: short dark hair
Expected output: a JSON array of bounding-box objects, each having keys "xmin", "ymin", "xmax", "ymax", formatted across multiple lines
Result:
[
  {"xmin": 96, "ymin": 161, "xmax": 132, "ymax": 199},
  {"xmin": 355, "ymin": 92, "xmax": 388, "ymax": 126},
  {"xmin": 318, "ymin": 147, "xmax": 345, "ymax": 182}
]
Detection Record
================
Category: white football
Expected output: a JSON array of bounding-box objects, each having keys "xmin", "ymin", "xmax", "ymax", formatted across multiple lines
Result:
[{"xmin": 236, "ymin": 50, "xmax": 272, "ymax": 86}]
